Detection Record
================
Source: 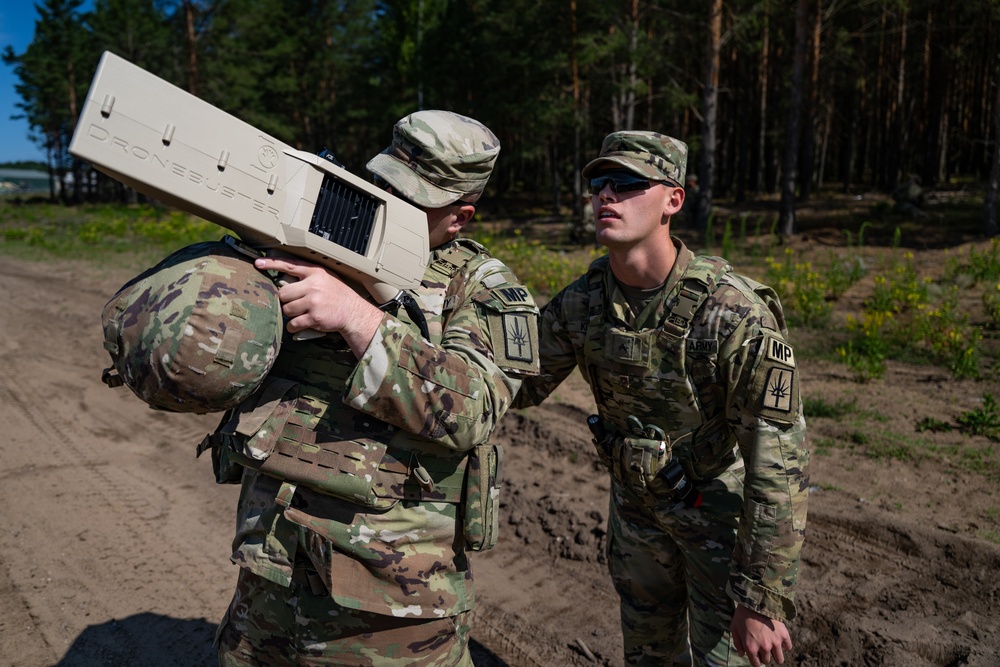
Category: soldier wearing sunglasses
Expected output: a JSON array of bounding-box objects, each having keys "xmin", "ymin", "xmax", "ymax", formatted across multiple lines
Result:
[{"xmin": 515, "ymin": 131, "xmax": 809, "ymax": 667}]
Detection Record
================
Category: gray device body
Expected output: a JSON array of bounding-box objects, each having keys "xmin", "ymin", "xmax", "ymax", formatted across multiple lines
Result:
[{"xmin": 69, "ymin": 51, "xmax": 429, "ymax": 303}]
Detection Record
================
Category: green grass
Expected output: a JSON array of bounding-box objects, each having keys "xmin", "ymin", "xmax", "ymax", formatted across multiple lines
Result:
[
  {"xmin": 978, "ymin": 529, "xmax": 1000, "ymax": 545},
  {"xmin": 465, "ymin": 229, "xmax": 604, "ymax": 298},
  {"xmin": 804, "ymin": 396, "xmax": 857, "ymax": 419},
  {"xmin": 956, "ymin": 393, "xmax": 1000, "ymax": 441},
  {"xmin": 811, "ymin": 437, "xmax": 840, "ymax": 456},
  {"xmin": 0, "ymin": 203, "xmax": 225, "ymax": 271}
]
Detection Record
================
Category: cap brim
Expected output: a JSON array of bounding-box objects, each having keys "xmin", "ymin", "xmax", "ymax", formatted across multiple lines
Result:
[
  {"xmin": 366, "ymin": 153, "xmax": 463, "ymax": 208},
  {"xmin": 581, "ymin": 156, "xmax": 670, "ymax": 181}
]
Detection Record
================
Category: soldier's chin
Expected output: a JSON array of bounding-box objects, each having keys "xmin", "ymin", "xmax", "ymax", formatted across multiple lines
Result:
[{"xmin": 594, "ymin": 227, "xmax": 620, "ymax": 249}]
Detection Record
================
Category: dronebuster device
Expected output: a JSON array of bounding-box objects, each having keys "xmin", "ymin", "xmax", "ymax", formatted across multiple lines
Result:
[{"xmin": 69, "ymin": 51, "xmax": 429, "ymax": 304}]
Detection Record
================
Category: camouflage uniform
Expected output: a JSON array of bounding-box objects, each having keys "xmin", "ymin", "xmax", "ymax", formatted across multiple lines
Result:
[
  {"xmin": 211, "ymin": 111, "xmax": 539, "ymax": 666},
  {"xmin": 101, "ymin": 239, "xmax": 283, "ymax": 414},
  {"xmin": 515, "ymin": 131, "xmax": 809, "ymax": 666}
]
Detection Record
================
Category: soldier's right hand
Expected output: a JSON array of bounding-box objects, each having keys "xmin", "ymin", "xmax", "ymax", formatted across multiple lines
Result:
[{"xmin": 255, "ymin": 256, "xmax": 384, "ymax": 357}]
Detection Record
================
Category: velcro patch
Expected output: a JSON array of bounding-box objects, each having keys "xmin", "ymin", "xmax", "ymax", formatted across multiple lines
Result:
[
  {"xmin": 686, "ymin": 338, "xmax": 719, "ymax": 355},
  {"xmin": 762, "ymin": 367, "xmax": 795, "ymax": 413},
  {"xmin": 750, "ymin": 335, "xmax": 799, "ymax": 424},
  {"xmin": 491, "ymin": 285, "xmax": 533, "ymax": 308},
  {"xmin": 764, "ymin": 334, "xmax": 796, "ymax": 368},
  {"xmin": 606, "ymin": 331, "xmax": 650, "ymax": 366},
  {"xmin": 484, "ymin": 311, "xmax": 539, "ymax": 375},
  {"xmin": 502, "ymin": 313, "xmax": 534, "ymax": 362}
]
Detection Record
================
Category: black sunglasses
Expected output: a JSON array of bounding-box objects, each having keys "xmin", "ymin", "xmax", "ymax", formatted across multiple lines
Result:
[{"xmin": 588, "ymin": 171, "xmax": 665, "ymax": 195}]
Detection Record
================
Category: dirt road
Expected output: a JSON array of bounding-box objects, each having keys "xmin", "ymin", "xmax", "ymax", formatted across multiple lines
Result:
[{"xmin": 1, "ymin": 254, "xmax": 998, "ymax": 667}]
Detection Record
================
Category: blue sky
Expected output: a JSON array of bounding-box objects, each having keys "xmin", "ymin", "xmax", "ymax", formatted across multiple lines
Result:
[{"xmin": 0, "ymin": 2, "xmax": 93, "ymax": 165}]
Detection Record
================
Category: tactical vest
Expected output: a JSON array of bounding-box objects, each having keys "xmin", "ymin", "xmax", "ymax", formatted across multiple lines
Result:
[
  {"xmin": 582, "ymin": 254, "xmax": 740, "ymax": 484},
  {"xmin": 200, "ymin": 238, "xmax": 508, "ymax": 549}
]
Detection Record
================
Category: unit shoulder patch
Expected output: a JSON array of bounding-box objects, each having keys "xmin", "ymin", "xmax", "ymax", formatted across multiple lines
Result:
[
  {"xmin": 750, "ymin": 334, "xmax": 799, "ymax": 424},
  {"xmin": 475, "ymin": 286, "xmax": 540, "ymax": 375},
  {"xmin": 502, "ymin": 312, "xmax": 535, "ymax": 363}
]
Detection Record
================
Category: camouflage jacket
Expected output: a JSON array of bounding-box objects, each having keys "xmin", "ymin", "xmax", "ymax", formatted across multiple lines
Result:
[
  {"xmin": 226, "ymin": 238, "xmax": 538, "ymax": 618},
  {"xmin": 515, "ymin": 238, "xmax": 808, "ymax": 622}
]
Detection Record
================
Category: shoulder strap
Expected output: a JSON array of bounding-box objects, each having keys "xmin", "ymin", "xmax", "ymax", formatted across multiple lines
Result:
[
  {"xmin": 583, "ymin": 254, "xmax": 731, "ymax": 341},
  {"xmin": 661, "ymin": 255, "xmax": 731, "ymax": 338},
  {"xmin": 436, "ymin": 238, "xmax": 494, "ymax": 325},
  {"xmin": 724, "ymin": 272, "xmax": 789, "ymax": 336},
  {"xmin": 584, "ymin": 254, "xmax": 611, "ymax": 329}
]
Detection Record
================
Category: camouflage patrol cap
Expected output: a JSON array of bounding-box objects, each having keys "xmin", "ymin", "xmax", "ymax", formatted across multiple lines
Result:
[
  {"xmin": 581, "ymin": 131, "xmax": 687, "ymax": 186},
  {"xmin": 366, "ymin": 110, "xmax": 500, "ymax": 208},
  {"xmin": 101, "ymin": 239, "xmax": 282, "ymax": 413}
]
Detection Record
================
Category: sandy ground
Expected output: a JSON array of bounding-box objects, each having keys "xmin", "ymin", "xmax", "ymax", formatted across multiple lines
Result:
[{"xmin": 1, "ymin": 250, "xmax": 999, "ymax": 667}]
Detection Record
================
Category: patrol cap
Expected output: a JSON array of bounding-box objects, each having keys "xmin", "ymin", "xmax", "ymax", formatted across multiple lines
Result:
[
  {"xmin": 366, "ymin": 110, "xmax": 500, "ymax": 208},
  {"xmin": 581, "ymin": 131, "xmax": 687, "ymax": 186}
]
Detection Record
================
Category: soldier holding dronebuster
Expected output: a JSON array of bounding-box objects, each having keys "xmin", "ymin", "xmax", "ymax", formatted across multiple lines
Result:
[
  {"xmin": 206, "ymin": 110, "xmax": 539, "ymax": 666},
  {"xmin": 515, "ymin": 131, "xmax": 809, "ymax": 667},
  {"xmin": 95, "ymin": 108, "xmax": 539, "ymax": 666},
  {"xmin": 79, "ymin": 52, "xmax": 539, "ymax": 666}
]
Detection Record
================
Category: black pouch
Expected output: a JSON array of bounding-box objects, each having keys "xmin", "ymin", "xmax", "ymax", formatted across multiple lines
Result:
[{"xmin": 196, "ymin": 412, "xmax": 245, "ymax": 484}]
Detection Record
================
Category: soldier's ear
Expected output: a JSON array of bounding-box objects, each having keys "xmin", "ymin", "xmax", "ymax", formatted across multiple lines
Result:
[
  {"xmin": 663, "ymin": 185, "xmax": 684, "ymax": 218},
  {"xmin": 452, "ymin": 204, "xmax": 476, "ymax": 231}
]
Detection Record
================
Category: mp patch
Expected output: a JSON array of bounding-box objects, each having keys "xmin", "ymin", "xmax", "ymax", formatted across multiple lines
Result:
[
  {"xmin": 750, "ymin": 334, "xmax": 799, "ymax": 424},
  {"xmin": 765, "ymin": 335, "xmax": 796, "ymax": 367},
  {"xmin": 491, "ymin": 285, "xmax": 533, "ymax": 308}
]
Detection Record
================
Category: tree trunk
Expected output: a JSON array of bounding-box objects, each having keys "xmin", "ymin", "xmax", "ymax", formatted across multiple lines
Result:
[
  {"xmin": 550, "ymin": 142, "xmax": 561, "ymax": 216},
  {"xmin": 625, "ymin": 0, "xmax": 639, "ymax": 130},
  {"xmin": 695, "ymin": 0, "xmax": 722, "ymax": 237},
  {"xmin": 779, "ymin": 0, "xmax": 810, "ymax": 237},
  {"xmin": 756, "ymin": 0, "xmax": 770, "ymax": 197},
  {"xmin": 985, "ymin": 57, "xmax": 1000, "ymax": 237},
  {"xmin": 66, "ymin": 56, "xmax": 81, "ymax": 204},
  {"xmin": 571, "ymin": 0, "xmax": 582, "ymax": 216},
  {"xmin": 799, "ymin": 0, "xmax": 822, "ymax": 201},
  {"xmin": 184, "ymin": 0, "xmax": 199, "ymax": 95},
  {"xmin": 890, "ymin": 3, "xmax": 908, "ymax": 189}
]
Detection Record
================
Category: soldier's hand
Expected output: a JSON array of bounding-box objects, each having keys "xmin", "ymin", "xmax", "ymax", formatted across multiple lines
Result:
[
  {"xmin": 731, "ymin": 605, "xmax": 792, "ymax": 666},
  {"xmin": 255, "ymin": 257, "xmax": 383, "ymax": 356}
]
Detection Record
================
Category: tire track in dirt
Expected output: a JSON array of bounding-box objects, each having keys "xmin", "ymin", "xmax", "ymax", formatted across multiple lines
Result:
[
  {"xmin": 468, "ymin": 408, "xmax": 622, "ymax": 666},
  {"xmin": 0, "ymin": 259, "xmax": 237, "ymax": 666},
  {"xmin": 793, "ymin": 496, "xmax": 1000, "ymax": 666}
]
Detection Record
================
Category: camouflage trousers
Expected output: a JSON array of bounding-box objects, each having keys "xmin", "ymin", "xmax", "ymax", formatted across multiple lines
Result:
[
  {"xmin": 608, "ymin": 460, "xmax": 750, "ymax": 667},
  {"xmin": 216, "ymin": 568, "xmax": 474, "ymax": 667}
]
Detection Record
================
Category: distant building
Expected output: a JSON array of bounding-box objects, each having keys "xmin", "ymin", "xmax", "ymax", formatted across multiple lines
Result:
[{"xmin": 0, "ymin": 168, "xmax": 50, "ymax": 194}]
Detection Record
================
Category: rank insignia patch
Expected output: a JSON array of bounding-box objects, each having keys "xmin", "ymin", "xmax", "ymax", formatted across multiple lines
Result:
[{"xmin": 605, "ymin": 330, "xmax": 651, "ymax": 366}]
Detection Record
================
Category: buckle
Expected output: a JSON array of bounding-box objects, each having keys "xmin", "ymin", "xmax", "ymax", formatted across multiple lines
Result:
[{"xmin": 102, "ymin": 367, "xmax": 124, "ymax": 388}]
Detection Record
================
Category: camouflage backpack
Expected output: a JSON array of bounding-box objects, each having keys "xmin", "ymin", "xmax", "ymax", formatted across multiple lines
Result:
[{"xmin": 101, "ymin": 237, "xmax": 283, "ymax": 413}]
